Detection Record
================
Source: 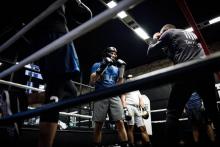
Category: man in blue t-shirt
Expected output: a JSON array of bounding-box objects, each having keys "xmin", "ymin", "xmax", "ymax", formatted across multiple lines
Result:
[
  {"xmin": 185, "ymin": 92, "xmax": 215, "ymax": 145},
  {"xmin": 90, "ymin": 47, "xmax": 129, "ymax": 147}
]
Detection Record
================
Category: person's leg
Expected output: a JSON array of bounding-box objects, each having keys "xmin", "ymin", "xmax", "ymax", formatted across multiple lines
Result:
[
  {"xmin": 115, "ymin": 120, "xmax": 129, "ymax": 147},
  {"xmin": 92, "ymin": 98, "xmax": 109, "ymax": 146},
  {"xmin": 135, "ymin": 114, "xmax": 151, "ymax": 147},
  {"xmin": 165, "ymin": 81, "xmax": 193, "ymax": 146},
  {"xmin": 110, "ymin": 96, "xmax": 129, "ymax": 146},
  {"xmin": 38, "ymin": 76, "xmax": 74, "ymax": 147},
  {"xmin": 139, "ymin": 126, "xmax": 150, "ymax": 143},
  {"xmin": 196, "ymin": 74, "xmax": 220, "ymax": 144},
  {"xmin": 187, "ymin": 107, "xmax": 203, "ymax": 144},
  {"xmin": 93, "ymin": 121, "xmax": 104, "ymax": 146},
  {"xmin": 192, "ymin": 125, "xmax": 200, "ymax": 143},
  {"xmin": 38, "ymin": 122, "xmax": 58, "ymax": 147},
  {"xmin": 206, "ymin": 123, "xmax": 215, "ymax": 142},
  {"xmin": 127, "ymin": 125, "xmax": 135, "ymax": 145}
]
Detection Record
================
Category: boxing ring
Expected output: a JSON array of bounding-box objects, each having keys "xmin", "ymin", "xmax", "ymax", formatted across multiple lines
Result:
[{"xmin": 0, "ymin": 0, "xmax": 220, "ymax": 146}]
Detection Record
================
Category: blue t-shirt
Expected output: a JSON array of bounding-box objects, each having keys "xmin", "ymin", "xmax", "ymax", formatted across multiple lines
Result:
[
  {"xmin": 186, "ymin": 92, "xmax": 202, "ymax": 110},
  {"xmin": 91, "ymin": 62, "xmax": 119, "ymax": 89}
]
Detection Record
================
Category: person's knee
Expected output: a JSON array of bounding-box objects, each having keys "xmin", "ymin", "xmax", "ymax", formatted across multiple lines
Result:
[
  {"xmin": 139, "ymin": 126, "xmax": 147, "ymax": 133},
  {"xmin": 116, "ymin": 120, "xmax": 125, "ymax": 129},
  {"xmin": 95, "ymin": 122, "xmax": 103, "ymax": 131}
]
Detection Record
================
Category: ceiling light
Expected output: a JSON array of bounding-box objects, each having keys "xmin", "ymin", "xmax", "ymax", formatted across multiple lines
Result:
[
  {"xmin": 185, "ymin": 27, "xmax": 193, "ymax": 32},
  {"xmin": 134, "ymin": 27, "xmax": 150, "ymax": 40},
  {"xmin": 106, "ymin": 1, "xmax": 117, "ymax": 8},
  {"xmin": 117, "ymin": 11, "xmax": 128, "ymax": 19},
  {"xmin": 209, "ymin": 16, "xmax": 220, "ymax": 24},
  {"xmin": 106, "ymin": 1, "xmax": 128, "ymax": 19}
]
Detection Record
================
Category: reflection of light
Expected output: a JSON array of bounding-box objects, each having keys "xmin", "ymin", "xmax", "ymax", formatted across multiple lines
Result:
[
  {"xmin": 134, "ymin": 27, "xmax": 150, "ymax": 40},
  {"xmin": 25, "ymin": 64, "xmax": 32, "ymax": 69},
  {"xmin": 209, "ymin": 16, "xmax": 220, "ymax": 24},
  {"xmin": 39, "ymin": 84, "xmax": 45, "ymax": 90},
  {"xmin": 117, "ymin": 11, "xmax": 128, "ymax": 19},
  {"xmin": 0, "ymin": 62, "xmax": 2, "ymax": 66},
  {"xmin": 106, "ymin": 1, "xmax": 128, "ymax": 19},
  {"xmin": 106, "ymin": 1, "xmax": 117, "ymax": 8},
  {"xmin": 185, "ymin": 27, "xmax": 193, "ymax": 32}
]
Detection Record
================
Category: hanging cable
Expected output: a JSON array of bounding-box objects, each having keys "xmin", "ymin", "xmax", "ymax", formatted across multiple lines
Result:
[{"xmin": 76, "ymin": 0, "xmax": 93, "ymax": 19}]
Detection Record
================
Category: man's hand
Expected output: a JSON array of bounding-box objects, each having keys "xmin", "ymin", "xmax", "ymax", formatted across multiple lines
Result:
[
  {"xmin": 96, "ymin": 57, "xmax": 113, "ymax": 75},
  {"xmin": 123, "ymin": 107, "xmax": 132, "ymax": 121},
  {"xmin": 153, "ymin": 32, "xmax": 161, "ymax": 40},
  {"xmin": 141, "ymin": 107, "xmax": 149, "ymax": 119},
  {"xmin": 116, "ymin": 59, "xmax": 126, "ymax": 66},
  {"xmin": 117, "ymin": 59, "xmax": 126, "ymax": 79}
]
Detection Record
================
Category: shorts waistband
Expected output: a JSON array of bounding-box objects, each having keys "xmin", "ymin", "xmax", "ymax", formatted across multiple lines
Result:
[{"xmin": 128, "ymin": 104, "xmax": 140, "ymax": 108}]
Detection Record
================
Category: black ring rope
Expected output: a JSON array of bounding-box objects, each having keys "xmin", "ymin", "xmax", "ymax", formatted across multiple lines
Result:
[{"xmin": 1, "ymin": 51, "xmax": 220, "ymax": 124}]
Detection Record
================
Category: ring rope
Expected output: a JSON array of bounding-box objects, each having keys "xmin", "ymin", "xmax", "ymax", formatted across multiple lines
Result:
[
  {"xmin": 1, "ymin": 52, "xmax": 220, "ymax": 124},
  {"xmin": 0, "ymin": 0, "xmax": 143, "ymax": 79},
  {"xmin": 0, "ymin": 79, "xmax": 44, "ymax": 92},
  {"xmin": 0, "ymin": 79, "xmax": 94, "ymax": 92},
  {"xmin": 0, "ymin": 0, "xmax": 68, "ymax": 52}
]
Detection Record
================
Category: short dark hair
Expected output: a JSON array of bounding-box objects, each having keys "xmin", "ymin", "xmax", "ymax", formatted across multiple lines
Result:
[
  {"xmin": 160, "ymin": 24, "xmax": 176, "ymax": 34},
  {"xmin": 103, "ymin": 46, "xmax": 117, "ymax": 57}
]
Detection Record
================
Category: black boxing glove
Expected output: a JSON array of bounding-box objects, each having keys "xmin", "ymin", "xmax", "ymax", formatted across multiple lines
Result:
[
  {"xmin": 116, "ymin": 59, "xmax": 126, "ymax": 66},
  {"xmin": 116, "ymin": 59, "xmax": 126, "ymax": 78},
  {"xmin": 96, "ymin": 57, "xmax": 113, "ymax": 75},
  {"xmin": 123, "ymin": 107, "xmax": 132, "ymax": 121},
  {"xmin": 141, "ymin": 107, "xmax": 149, "ymax": 119}
]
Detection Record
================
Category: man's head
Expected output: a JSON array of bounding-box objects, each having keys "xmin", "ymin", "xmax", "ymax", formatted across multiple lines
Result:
[
  {"xmin": 103, "ymin": 46, "xmax": 118, "ymax": 61},
  {"xmin": 160, "ymin": 24, "xmax": 176, "ymax": 34}
]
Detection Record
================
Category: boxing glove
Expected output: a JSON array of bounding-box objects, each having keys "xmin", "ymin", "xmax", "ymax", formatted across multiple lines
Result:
[
  {"xmin": 116, "ymin": 59, "xmax": 126, "ymax": 66},
  {"xmin": 123, "ymin": 107, "xmax": 132, "ymax": 121},
  {"xmin": 153, "ymin": 32, "xmax": 161, "ymax": 40},
  {"xmin": 141, "ymin": 107, "xmax": 149, "ymax": 119},
  {"xmin": 116, "ymin": 59, "xmax": 126, "ymax": 78},
  {"xmin": 96, "ymin": 57, "xmax": 113, "ymax": 75}
]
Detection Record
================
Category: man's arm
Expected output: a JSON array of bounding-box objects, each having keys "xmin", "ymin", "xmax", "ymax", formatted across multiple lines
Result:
[
  {"xmin": 147, "ymin": 31, "xmax": 168, "ymax": 56},
  {"xmin": 89, "ymin": 72, "xmax": 101, "ymax": 86},
  {"xmin": 120, "ymin": 94, "xmax": 127, "ymax": 108},
  {"xmin": 138, "ymin": 92, "xmax": 145, "ymax": 108},
  {"xmin": 147, "ymin": 40, "xmax": 165, "ymax": 56}
]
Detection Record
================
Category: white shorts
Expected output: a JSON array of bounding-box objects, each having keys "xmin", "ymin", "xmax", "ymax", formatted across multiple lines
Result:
[{"xmin": 127, "ymin": 105, "xmax": 145, "ymax": 127}]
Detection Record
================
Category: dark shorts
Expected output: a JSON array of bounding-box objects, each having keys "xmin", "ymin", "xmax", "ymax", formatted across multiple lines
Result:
[
  {"xmin": 186, "ymin": 108, "xmax": 208, "ymax": 126},
  {"xmin": 40, "ymin": 80, "xmax": 78, "ymax": 122}
]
